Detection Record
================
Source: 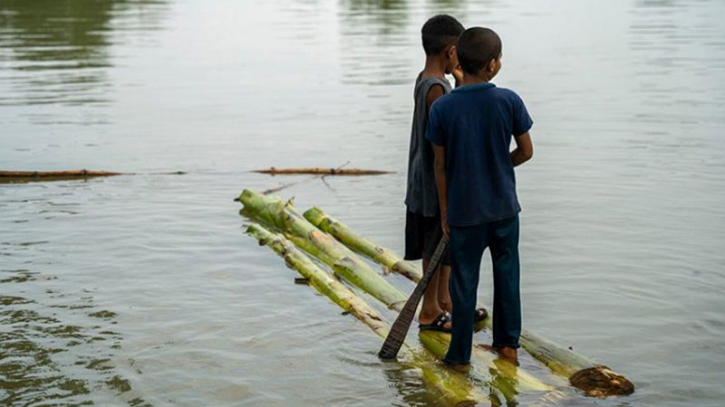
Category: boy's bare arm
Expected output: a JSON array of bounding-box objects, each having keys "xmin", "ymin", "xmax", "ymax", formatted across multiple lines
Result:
[
  {"xmin": 426, "ymin": 84, "xmax": 445, "ymax": 111},
  {"xmin": 432, "ymin": 144, "xmax": 449, "ymax": 236},
  {"xmin": 511, "ymin": 132, "xmax": 533, "ymax": 167}
]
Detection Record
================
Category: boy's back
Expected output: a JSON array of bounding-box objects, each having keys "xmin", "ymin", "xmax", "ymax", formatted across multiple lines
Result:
[{"xmin": 427, "ymin": 84, "xmax": 532, "ymax": 227}]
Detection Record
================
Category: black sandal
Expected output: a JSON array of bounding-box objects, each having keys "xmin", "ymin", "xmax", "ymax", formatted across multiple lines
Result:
[{"xmin": 419, "ymin": 312, "xmax": 452, "ymax": 333}]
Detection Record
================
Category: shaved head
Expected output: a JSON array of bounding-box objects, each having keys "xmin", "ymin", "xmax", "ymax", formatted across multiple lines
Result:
[{"xmin": 456, "ymin": 27, "xmax": 502, "ymax": 75}]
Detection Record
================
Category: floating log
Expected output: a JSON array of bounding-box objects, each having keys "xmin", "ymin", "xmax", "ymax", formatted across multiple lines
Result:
[
  {"xmin": 253, "ymin": 167, "xmax": 392, "ymax": 176},
  {"xmin": 304, "ymin": 206, "xmax": 422, "ymax": 282},
  {"xmin": 245, "ymin": 223, "xmax": 483, "ymax": 406},
  {"xmin": 0, "ymin": 170, "xmax": 186, "ymax": 184},
  {"xmin": 238, "ymin": 189, "xmax": 408, "ymax": 311},
  {"xmin": 0, "ymin": 169, "xmax": 122, "ymax": 178},
  {"xmin": 519, "ymin": 331, "xmax": 634, "ymax": 397},
  {"xmin": 302, "ymin": 206, "xmax": 634, "ymax": 398},
  {"xmin": 0, "ymin": 169, "xmax": 122, "ymax": 183}
]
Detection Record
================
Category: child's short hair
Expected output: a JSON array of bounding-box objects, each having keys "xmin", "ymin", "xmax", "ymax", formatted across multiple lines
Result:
[
  {"xmin": 457, "ymin": 27, "xmax": 502, "ymax": 75},
  {"xmin": 421, "ymin": 15, "xmax": 465, "ymax": 56}
]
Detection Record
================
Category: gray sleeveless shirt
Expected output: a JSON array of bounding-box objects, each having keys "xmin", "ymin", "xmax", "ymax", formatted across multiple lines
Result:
[{"xmin": 404, "ymin": 74, "xmax": 452, "ymax": 216}]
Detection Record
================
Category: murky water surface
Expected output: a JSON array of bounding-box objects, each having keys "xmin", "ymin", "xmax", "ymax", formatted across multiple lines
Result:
[{"xmin": 2, "ymin": 0, "xmax": 725, "ymax": 406}]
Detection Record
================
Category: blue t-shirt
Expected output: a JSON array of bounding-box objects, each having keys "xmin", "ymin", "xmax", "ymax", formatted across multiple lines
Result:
[{"xmin": 425, "ymin": 83, "xmax": 533, "ymax": 227}]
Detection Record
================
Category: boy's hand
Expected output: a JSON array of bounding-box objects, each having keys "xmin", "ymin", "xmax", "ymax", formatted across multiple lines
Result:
[
  {"xmin": 511, "ymin": 132, "xmax": 534, "ymax": 167},
  {"xmin": 452, "ymin": 64, "xmax": 464, "ymax": 87},
  {"xmin": 441, "ymin": 213, "xmax": 450, "ymax": 238}
]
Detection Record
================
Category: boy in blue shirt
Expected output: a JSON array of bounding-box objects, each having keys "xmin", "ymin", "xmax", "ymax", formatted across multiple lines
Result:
[{"xmin": 426, "ymin": 27, "xmax": 534, "ymax": 365}]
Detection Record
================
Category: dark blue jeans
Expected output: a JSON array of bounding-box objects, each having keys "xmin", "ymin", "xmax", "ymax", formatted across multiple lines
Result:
[{"xmin": 443, "ymin": 215, "xmax": 521, "ymax": 365}]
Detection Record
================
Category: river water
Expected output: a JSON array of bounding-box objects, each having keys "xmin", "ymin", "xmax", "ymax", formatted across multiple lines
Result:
[{"xmin": 1, "ymin": 0, "xmax": 724, "ymax": 406}]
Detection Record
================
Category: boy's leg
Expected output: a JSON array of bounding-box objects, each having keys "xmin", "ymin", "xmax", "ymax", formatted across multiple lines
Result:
[
  {"xmin": 418, "ymin": 258, "xmax": 450, "ymax": 328},
  {"xmin": 440, "ymin": 266, "xmax": 487, "ymax": 321},
  {"xmin": 418, "ymin": 212, "xmax": 451, "ymax": 328},
  {"xmin": 489, "ymin": 215, "xmax": 522, "ymax": 350},
  {"xmin": 433, "ymin": 214, "xmax": 453, "ymax": 315},
  {"xmin": 444, "ymin": 223, "xmax": 488, "ymax": 365},
  {"xmin": 437, "ymin": 265, "xmax": 452, "ymax": 313}
]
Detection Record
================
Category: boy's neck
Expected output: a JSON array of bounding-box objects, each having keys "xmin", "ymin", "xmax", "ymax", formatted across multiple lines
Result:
[
  {"xmin": 461, "ymin": 72, "xmax": 491, "ymax": 86},
  {"xmin": 422, "ymin": 55, "xmax": 447, "ymax": 79}
]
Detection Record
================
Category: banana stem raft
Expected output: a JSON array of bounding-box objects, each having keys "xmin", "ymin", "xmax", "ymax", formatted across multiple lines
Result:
[{"xmin": 239, "ymin": 189, "xmax": 553, "ymax": 398}]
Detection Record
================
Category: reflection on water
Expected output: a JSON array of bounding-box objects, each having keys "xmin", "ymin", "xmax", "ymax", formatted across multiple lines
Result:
[
  {"xmin": 0, "ymin": 1, "xmax": 168, "ymax": 405},
  {"xmin": 0, "ymin": 273, "xmax": 144, "ymax": 405},
  {"xmin": 0, "ymin": 0, "xmax": 114, "ymax": 107},
  {"xmin": 338, "ymin": 0, "xmax": 412, "ymax": 86},
  {"xmin": 342, "ymin": 0, "xmax": 409, "ymax": 36},
  {"xmin": 0, "ymin": 187, "xmax": 154, "ymax": 406},
  {"xmin": 628, "ymin": 0, "xmax": 725, "ymax": 121},
  {"xmin": 0, "ymin": 0, "xmax": 168, "ymax": 125}
]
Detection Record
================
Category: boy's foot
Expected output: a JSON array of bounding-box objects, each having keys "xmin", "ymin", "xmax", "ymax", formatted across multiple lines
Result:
[
  {"xmin": 442, "ymin": 359, "xmax": 472, "ymax": 372},
  {"xmin": 418, "ymin": 311, "xmax": 452, "ymax": 333},
  {"xmin": 498, "ymin": 347, "xmax": 518, "ymax": 363},
  {"xmin": 476, "ymin": 344, "xmax": 519, "ymax": 364}
]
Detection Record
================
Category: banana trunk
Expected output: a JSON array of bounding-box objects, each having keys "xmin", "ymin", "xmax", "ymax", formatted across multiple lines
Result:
[
  {"xmin": 238, "ymin": 189, "xmax": 407, "ymax": 311},
  {"xmin": 304, "ymin": 206, "xmax": 422, "ymax": 282}
]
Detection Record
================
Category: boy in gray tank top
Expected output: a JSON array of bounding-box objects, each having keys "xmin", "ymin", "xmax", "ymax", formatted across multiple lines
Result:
[{"xmin": 404, "ymin": 15, "xmax": 488, "ymax": 332}]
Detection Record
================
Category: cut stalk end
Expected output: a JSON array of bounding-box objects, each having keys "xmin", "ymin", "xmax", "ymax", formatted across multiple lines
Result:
[{"xmin": 570, "ymin": 365, "xmax": 635, "ymax": 398}]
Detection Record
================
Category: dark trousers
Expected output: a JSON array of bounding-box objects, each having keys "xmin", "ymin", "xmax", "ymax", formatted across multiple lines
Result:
[{"xmin": 443, "ymin": 215, "xmax": 521, "ymax": 365}]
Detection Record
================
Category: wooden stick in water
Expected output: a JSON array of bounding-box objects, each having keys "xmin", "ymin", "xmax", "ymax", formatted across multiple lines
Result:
[
  {"xmin": 262, "ymin": 162, "xmax": 351, "ymax": 195},
  {"xmin": 253, "ymin": 167, "xmax": 392, "ymax": 176},
  {"xmin": 379, "ymin": 236, "xmax": 448, "ymax": 359},
  {"xmin": 1, "ymin": 170, "xmax": 187, "ymax": 184},
  {"xmin": 0, "ymin": 169, "xmax": 122, "ymax": 178}
]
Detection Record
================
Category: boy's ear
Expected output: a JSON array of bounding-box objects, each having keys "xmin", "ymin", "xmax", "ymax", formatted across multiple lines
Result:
[{"xmin": 446, "ymin": 44, "xmax": 457, "ymax": 60}]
